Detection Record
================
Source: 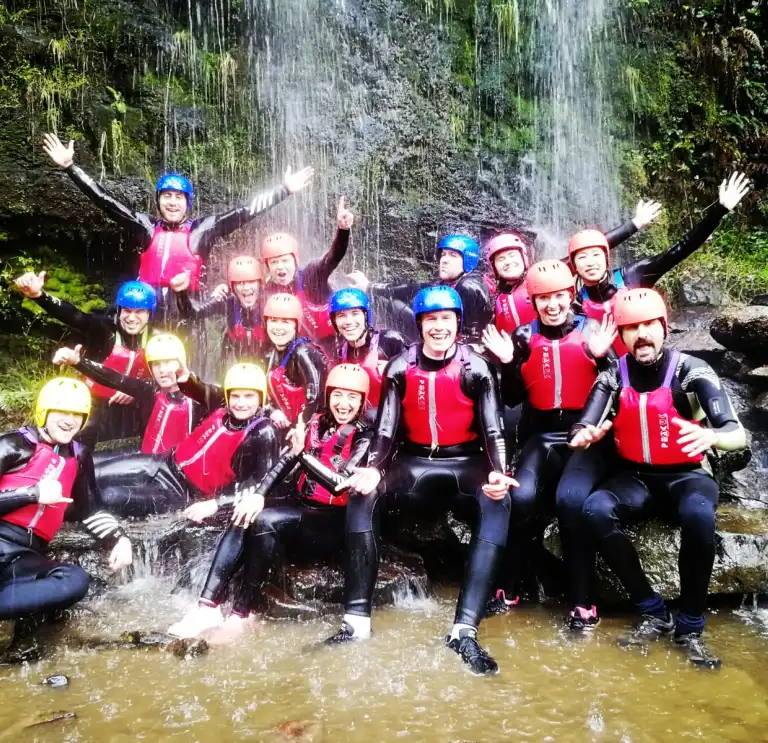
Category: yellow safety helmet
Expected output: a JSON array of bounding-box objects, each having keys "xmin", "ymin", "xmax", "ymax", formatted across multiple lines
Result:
[
  {"xmin": 34, "ymin": 377, "xmax": 92, "ymax": 427},
  {"xmin": 223, "ymin": 363, "xmax": 267, "ymax": 406},
  {"xmin": 145, "ymin": 333, "xmax": 187, "ymax": 367}
]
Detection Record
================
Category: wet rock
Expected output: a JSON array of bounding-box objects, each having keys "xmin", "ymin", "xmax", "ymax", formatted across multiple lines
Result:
[
  {"xmin": 667, "ymin": 307, "xmax": 726, "ymax": 369},
  {"xmin": 262, "ymin": 586, "xmax": 329, "ymax": 621},
  {"xmin": 0, "ymin": 620, "xmax": 15, "ymax": 656},
  {"xmin": 752, "ymin": 392, "xmax": 768, "ymax": 430},
  {"xmin": 677, "ymin": 273, "xmax": 724, "ymax": 308},
  {"xmin": 163, "ymin": 637, "xmax": 208, "ymax": 658},
  {"xmin": 40, "ymin": 675, "xmax": 69, "ymax": 688},
  {"xmin": 0, "ymin": 711, "xmax": 76, "ymax": 740},
  {"xmin": 747, "ymin": 365, "xmax": 768, "ymax": 385},
  {"xmin": 710, "ymin": 306, "xmax": 768, "ymax": 360},
  {"xmin": 276, "ymin": 720, "xmax": 323, "ymax": 741},
  {"xmin": 750, "ymin": 294, "xmax": 768, "ymax": 307}
]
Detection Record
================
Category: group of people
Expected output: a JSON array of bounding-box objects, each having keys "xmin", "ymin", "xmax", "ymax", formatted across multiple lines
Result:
[{"xmin": 0, "ymin": 131, "xmax": 753, "ymax": 675}]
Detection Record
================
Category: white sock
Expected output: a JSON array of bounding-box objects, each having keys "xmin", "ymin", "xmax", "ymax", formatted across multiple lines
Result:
[
  {"xmin": 450, "ymin": 623, "xmax": 477, "ymax": 642},
  {"xmin": 343, "ymin": 613, "xmax": 371, "ymax": 638}
]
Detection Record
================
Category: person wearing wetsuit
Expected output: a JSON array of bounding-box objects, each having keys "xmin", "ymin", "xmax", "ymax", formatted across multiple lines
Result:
[
  {"xmin": 260, "ymin": 198, "xmax": 354, "ymax": 354},
  {"xmin": 262, "ymin": 294, "xmax": 329, "ymax": 430},
  {"xmin": 348, "ymin": 234, "xmax": 493, "ymax": 345},
  {"xmin": 324, "ymin": 286, "xmax": 515, "ymax": 676},
  {"xmin": 173, "ymin": 255, "xmax": 266, "ymax": 367},
  {"xmin": 482, "ymin": 260, "xmax": 616, "ymax": 626},
  {"xmin": 94, "ymin": 363, "xmax": 279, "ymax": 519},
  {"xmin": 167, "ymin": 363, "xmax": 373, "ymax": 640},
  {"xmin": 53, "ymin": 334, "xmax": 204, "ymax": 463},
  {"xmin": 0, "ymin": 378, "xmax": 132, "ymax": 626},
  {"xmin": 14, "ymin": 275, "xmax": 157, "ymax": 449},
  {"xmin": 569, "ymin": 172, "xmax": 750, "ymax": 353},
  {"xmin": 328, "ymin": 288, "xmax": 407, "ymax": 411},
  {"xmin": 569, "ymin": 288, "xmax": 746, "ymax": 669},
  {"xmin": 42, "ymin": 133, "xmax": 314, "ymax": 322}
]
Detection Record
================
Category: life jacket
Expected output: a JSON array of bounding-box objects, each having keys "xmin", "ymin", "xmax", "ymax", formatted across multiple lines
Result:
[
  {"xmin": 297, "ymin": 415, "xmax": 357, "ymax": 507},
  {"xmin": 173, "ymin": 408, "xmax": 264, "ymax": 496},
  {"xmin": 402, "ymin": 345, "xmax": 477, "ymax": 448},
  {"xmin": 495, "ymin": 282, "xmax": 536, "ymax": 335},
  {"xmin": 580, "ymin": 269, "xmax": 628, "ymax": 354},
  {"xmin": 139, "ymin": 222, "xmax": 201, "ymax": 290},
  {"xmin": 340, "ymin": 332, "xmax": 383, "ymax": 409},
  {"xmin": 296, "ymin": 270, "xmax": 335, "ymax": 341},
  {"xmin": 520, "ymin": 318, "xmax": 597, "ymax": 411},
  {"xmin": 0, "ymin": 429, "xmax": 80, "ymax": 543},
  {"xmin": 141, "ymin": 392, "xmax": 195, "ymax": 455},
  {"xmin": 613, "ymin": 350, "xmax": 703, "ymax": 466},
  {"xmin": 83, "ymin": 331, "xmax": 151, "ymax": 400},
  {"xmin": 267, "ymin": 338, "xmax": 310, "ymax": 422},
  {"xmin": 225, "ymin": 298, "xmax": 266, "ymax": 348}
]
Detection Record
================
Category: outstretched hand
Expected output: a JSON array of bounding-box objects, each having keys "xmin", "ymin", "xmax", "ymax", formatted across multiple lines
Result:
[
  {"xmin": 568, "ymin": 421, "xmax": 613, "ymax": 449},
  {"xmin": 335, "ymin": 466, "xmax": 381, "ymax": 496},
  {"xmin": 632, "ymin": 199, "xmax": 663, "ymax": 230},
  {"xmin": 42, "ymin": 133, "xmax": 74, "ymax": 169},
  {"xmin": 337, "ymin": 197, "xmax": 354, "ymax": 230},
  {"xmin": 719, "ymin": 172, "xmax": 751, "ymax": 211},
  {"xmin": 14, "ymin": 270, "xmax": 46, "ymax": 299},
  {"xmin": 482, "ymin": 324, "xmax": 515, "ymax": 364},
  {"xmin": 284, "ymin": 165, "xmax": 315, "ymax": 194},
  {"xmin": 53, "ymin": 344, "xmax": 83, "ymax": 367},
  {"xmin": 587, "ymin": 313, "xmax": 618, "ymax": 359},
  {"xmin": 672, "ymin": 417, "xmax": 717, "ymax": 457}
]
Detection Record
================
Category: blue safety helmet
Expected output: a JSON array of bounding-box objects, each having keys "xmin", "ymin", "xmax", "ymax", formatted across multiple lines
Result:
[
  {"xmin": 437, "ymin": 234, "xmax": 480, "ymax": 274},
  {"xmin": 155, "ymin": 173, "xmax": 194, "ymax": 204},
  {"xmin": 116, "ymin": 281, "xmax": 157, "ymax": 317},
  {"xmin": 329, "ymin": 288, "xmax": 372, "ymax": 327},
  {"xmin": 413, "ymin": 285, "xmax": 463, "ymax": 332}
]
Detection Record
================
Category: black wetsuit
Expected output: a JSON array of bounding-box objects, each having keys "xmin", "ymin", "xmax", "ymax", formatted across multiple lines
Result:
[
  {"xmin": 0, "ymin": 430, "xmax": 125, "ymax": 619},
  {"xmin": 344, "ymin": 343, "xmax": 510, "ymax": 628},
  {"xmin": 575, "ymin": 350, "xmax": 744, "ymax": 632},
  {"xmin": 200, "ymin": 415, "xmax": 372, "ymax": 617},
  {"xmin": 334, "ymin": 328, "xmax": 407, "ymax": 365}
]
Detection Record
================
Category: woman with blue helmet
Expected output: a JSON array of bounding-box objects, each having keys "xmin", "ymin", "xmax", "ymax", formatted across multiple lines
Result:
[
  {"xmin": 329, "ymin": 288, "xmax": 406, "ymax": 409},
  {"xmin": 41, "ymin": 132, "xmax": 313, "ymax": 319}
]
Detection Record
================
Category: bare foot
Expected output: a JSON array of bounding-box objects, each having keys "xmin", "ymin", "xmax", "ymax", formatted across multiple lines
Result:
[
  {"xmin": 204, "ymin": 613, "xmax": 256, "ymax": 645},
  {"xmin": 167, "ymin": 604, "xmax": 224, "ymax": 639}
]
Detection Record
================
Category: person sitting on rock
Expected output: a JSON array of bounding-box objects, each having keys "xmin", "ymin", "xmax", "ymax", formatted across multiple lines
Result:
[
  {"xmin": 323, "ymin": 286, "xmax": 516, "ymax": 676},
  {"xmin": 0, "ymin": 378, "xmax": 132, "ymax": 631},
  {"xmin": 94, "ymin": 363, "xmax": 279, "ymax": 519},
  {"xmin": 172, "ymin": 255, "xmax": 266, "ymax": 366},
  {"xmin": 347, "ymin": 234, "xmax": 493, "ymax": 345},
  {"xmin": 569, "ymin": 172, "xmax": 750, "ymax": 353},
  {"xmin": 167, "ymin": 363, "xmax": 373, "ymax": 641},
  {"xmin": 42, "ymin": 133, "xmax": 314, "ymax": 321},
  {"xmin": 261, "ymin": 198, "xmax": 354, "ymax": 353},
  {"xmin": 14, "ymin": 274, "xmax": 158, "ymax": 449},
  {"xmin": 263, "ymin": 294, "xmax": 329, "ymax": 430},
  {"xmin": 329, "ymin": 288, "xmax": 407, "ymax": 411},
  {"xmin": 481, "ymin": 260, "xmax": 616, "ymax": 628},
  {"xmin": 53, "ymin": 334, "xmax": 204, "ymax": 463},
  {"xmin": 569, "ymin": 288, "xmax": 746, "ymax": 669}
]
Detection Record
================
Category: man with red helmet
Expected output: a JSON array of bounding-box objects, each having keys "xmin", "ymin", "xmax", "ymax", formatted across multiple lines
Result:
[{"xmin": 569, "ymin": 288, "xmax": 745, "ymax": 668}]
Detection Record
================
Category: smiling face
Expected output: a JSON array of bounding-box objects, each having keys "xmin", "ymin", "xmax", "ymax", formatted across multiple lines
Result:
[
  {"xmin": 334, "ymin": 308, "xmax": 367, "ymax": 343},
  {"xmin": 151, "ymin": 359, "xmax": 181, "ymax": 390},
  {"xmin": 157, "ymin": 190, "xmax": 188, "ymax": 224},
  {"xmin": 420, "ymin": 310, "xmax": 458, "ymax": 355},
  {"xmin": 267, "ymin": 255, "xmax": 297, "ymax": 286},
  {"xmin": 233, "ymin": 280, "xmax": 259, "ymax": 309},
  {"xmin": 227, "ymin": 389, "xmax": 262, "ymax": 420},
  {"xmin": 533, "ymin": 290, "xmax": 573, "ymax": 327},
  {"xmin": 438, "ymin": 249, "xmax": 464, "ymax": 282},
  {"xmin": 119, "ymin": 308, "xmax": 151, "ymax": 336},
  {"xmin": 43, "ymin": 411, "xmax": 84, "ymax": 445},
  {"xmin": 493, "ymin": 249, "xmax": 526, "ymax": 282},
  {"xmin": 266, "ymin": 317, "xmax": 297, "ymax": 348},
  {"xmin": 329, "ymin": 388, "xmax": 364, "ymax": 425},
  {"xmin": 572, "ymin": 247, "xmax": 608, "ymax": 285},
  {"xmin": 621, "ymin": 319, "xmax": 666, "ymax": 365}
]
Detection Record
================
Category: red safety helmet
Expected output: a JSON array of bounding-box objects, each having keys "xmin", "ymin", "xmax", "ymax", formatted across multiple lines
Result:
[
  {"xmin": 261, "ymin": 233, "xmax": 299, "ymax": 263},
  {"xmin": 568, "ymin": 229, "xmax": 609, "ymax": 260},
  {"xmin": 613, "ymin": 288, "xmax": 668, "ymax": 330},
  {"xmin": 228, "ymin": 255, "xmax": 261, "ymax": 284},
  {"xmin": 525, "ymin": 260, "xmax": 575, "ymax": 297},
  {"xmin": 486, "ymin": 233, "xmax": 530, "ymax": 271},
  {"xmin": 326, "ymin": 363, "xmax": 370, "ymax": 401}
]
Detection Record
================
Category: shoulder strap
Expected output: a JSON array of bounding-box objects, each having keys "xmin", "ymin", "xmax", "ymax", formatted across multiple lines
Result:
[
  {"xmin": 530, "ymin": 319, "xmax": 539, "ymax": 335},
  {"xmin": 296, "ymin": 268, "xmax": 304, "ymax": 292},
  {"xmin": 457, "ymin": 343, "xmax": 472, "ymax": 370},
  {"xmin": 281, "ymin": 337, "xmax": 310, "ymax": 367},
  {"xmin": 662, "ymin": 350, "xmax": 681, "ymax": 388},
  {"xmin": 573, "ymin": 314, "xmax": 587, "ymax": 332},
  {"xmin": 368, "ymin": 331, "xmax": 379, "ymax": 357},
  {"xmin": 244, "ymin": 415, "xmax": 267, "ymax": 435},
  {"xmin": 17, "ymin": 426, "xmax": 38, "ymax": 446},
  {"xmin": 618, "ymin": 355, "xmax": 630, "ymax": 388},
  {"xmin": 407, "ymin": 344, "xmax": 418, "ymax": 366},
  {"xmin": 333, "ymin": 424, "xmax": 357, "ymax": 455},
  {"xmin": 613, "ymin": 268, "xmax": 625, "ymax": 289}
]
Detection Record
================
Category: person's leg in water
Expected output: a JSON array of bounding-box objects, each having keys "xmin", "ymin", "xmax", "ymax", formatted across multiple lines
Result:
[{"xmin": 96, "ymin": 453, "xmax": 188, "ymax": 517}]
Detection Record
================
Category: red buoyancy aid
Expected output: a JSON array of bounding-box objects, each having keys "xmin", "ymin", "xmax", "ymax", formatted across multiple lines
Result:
[
  {"xmin": 141, "ymin": 393, "xmax": 195, "ymax": 455},
  {"xmin": 174, "ymin": 408, "xmax": 264, "ymax": 496},
  {"xmin": 402, "ymin": 345, "xmax": 477, "ymax": 448},
  {"xmin": 613, "ymin": 350, "xmax": 703, "ymax": 466},
  {"xmin": 580, "ymin": 269, "xmax": 629, "ymax": 355},
  {"xmin": 83, "ymin": 332, "xmax": 151, "ymax": 400},
  {"xmin": 297, "ymin": 415, "xmax": 357, "ymax": 507},
  {"xmin": 139, "ymin": 222, "xmax": 201, "ymax": 290},
  {"xmin": 296, "ymin": 270, "xmax": 335, "ymax": 341},
  {"xmin": 225, "ymin": 299, "xmax": 267, "ymax": 348},
  {"xmin": 340, "ymin": 332, "xmax": 382, "ymax": 409},
  {"xmin": 520, "ymin": 318, "xmax": 597, "ymax": 411},
  {"xmin": 267, "ymin": 338, "xmax": 310, "ymax": 422},
  {"xmin": 495, "ymin": 283, "xmax": 536, "ymax": 335},
  {"xmin": 0, "ymin": 430, "xmax": 80, "ymax": 542}
]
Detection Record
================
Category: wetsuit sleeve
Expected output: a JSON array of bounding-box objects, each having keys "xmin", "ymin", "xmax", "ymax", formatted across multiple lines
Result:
[
  {"xmin": 457, "ymin": 276, "xmax": 494, "ymax": 342},
  {"xmin": 32, "ymin": 292, "xmax": 114, "ymax": 339},
  {"xmin": 367, "ymin": 354, "xmax": 408, "ymax": 473},
  {"xmin": 378, "ymin": 330, "xmax": 408, "ymax": 358},
  {"xmin": 175, "ymin": 290, "xmax": 225, "ymax": 321},
  {"xmin": 368, "ymin": 280, "xmax": 424, "ymax": 305},
  {"xmin": 679, "ymin": 356, "xmax": 746, "ymax": 451},
  {"xmin": 0, "ymin": 433, "xmax": 39, "ymax": 508},
  {"xmin": 621, "ymin": 204, "xmax": 730, "ymax": 288},
  {"xmin": 570, "ymin": 368, "xmax": 621, "ymax": 438},
  {"xmin": 74, "ymin": 358, "xmax": 154, "ymax": 400},
  {"xmin": 605, "ymin": 220, "xmax": 638, "ymax": 250},
  {"xmin": 64, "ymin": 165, "xmax": 154, "ymax": 235},
  {"xmin": 293, "ymin": 345, "xmax": 329, "ymax": 424},
  {"xmin": 498, "ymin": 326, "xmax": 531, "ymax": 407},
  {"xmin": 466, "ymin": 354, "xmax": 507, "ymax": 472},
  {"xmin": 178, "ymin": 374, "xmax": 225, "ymax": 411},
  {"xmin": 229, "ymin": 419, "xmax": 281, "ymax": 492},
  {"xmin": 300, "ymin": 229, "xmax": 350, "ymax": 303}
]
